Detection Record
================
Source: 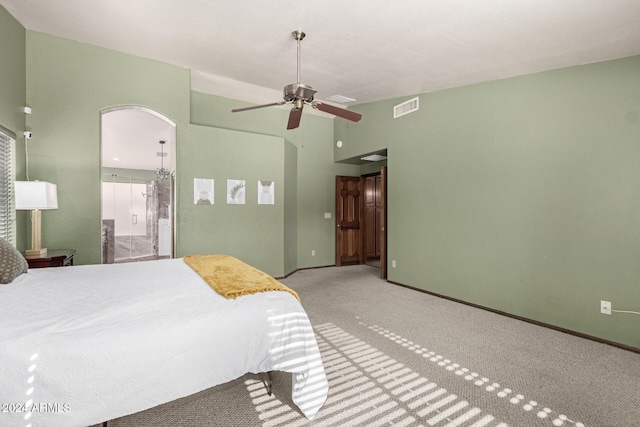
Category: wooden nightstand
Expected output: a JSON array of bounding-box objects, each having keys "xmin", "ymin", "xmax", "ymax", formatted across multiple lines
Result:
[{"xmin": 25, "ymin": 249, "xmax": 76, "ymax": 268}]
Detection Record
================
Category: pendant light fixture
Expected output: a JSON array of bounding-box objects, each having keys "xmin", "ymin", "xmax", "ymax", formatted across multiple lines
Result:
[{"xmin": 155, "ymin": 140, "xmax": 170, "ymax": 181}]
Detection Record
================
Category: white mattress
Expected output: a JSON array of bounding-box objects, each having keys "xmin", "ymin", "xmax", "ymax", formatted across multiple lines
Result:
[{"xmin": 0, "ymin": 258, "xmax": 328, "ymax": 426}]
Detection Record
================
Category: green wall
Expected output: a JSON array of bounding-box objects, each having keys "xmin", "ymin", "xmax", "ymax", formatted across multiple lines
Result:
[
  {"xmin": 22, "ymin": 30, "xmax": 359, "ymax": 276},
  {"xmin": 0, "ymin": 5, "xmax": 27, "ymax": 248},
  {"xmin": 335, "ymin": 56, "xmax": 640, "ymax": 349},
  {"xmin": 283, "ymin": 141, "xmax": 298, "ymax": 275},
  {"xmin": 25, "ymin": 31, "xmax": 190, "ymax": 265},
  {"xmin": 177, "ymin": 124, "xmax": 289, "ymax": 276},
  {"xmin": 0, "ymin": 5, "xmax": 25, "ymax": 147},
  {"xmin": 190, "ymin": 91, "xmax": 361, "ymax": 269}
]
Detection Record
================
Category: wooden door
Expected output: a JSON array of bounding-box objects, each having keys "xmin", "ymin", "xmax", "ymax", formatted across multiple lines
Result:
[
  {"xmin": 380, "ymin": 166, "xmax": 387, "ymax": 279},
  {"xmin": 364, "ymin": 168, "xmax": 388, "ymax": 279},
  {"xmin": 364, "ymin": 176, "xmax": 378, "ymax": 258},
  {"xmin": 364, "ymin": 174, "xmax": 383, "ymax": 259},
  {"xmin": 336, "ymin": 176, "xmax": 364, "ymax": 266}
]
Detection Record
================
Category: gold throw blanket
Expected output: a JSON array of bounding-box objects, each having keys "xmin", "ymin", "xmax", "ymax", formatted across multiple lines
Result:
[{"xmin": 183, "ymin": 254, "xmax": 300, "ymax": 301}]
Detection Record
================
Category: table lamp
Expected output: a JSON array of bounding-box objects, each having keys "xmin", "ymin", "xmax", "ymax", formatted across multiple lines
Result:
[{"xmin": 15, "ymin": 181, "xmax": 58, "ymax": 258}]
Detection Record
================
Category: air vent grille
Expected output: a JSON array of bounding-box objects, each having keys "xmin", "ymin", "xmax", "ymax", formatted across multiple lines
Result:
[
  {"xmin": 393, "ymin": 96, "xmax": 419, "ymax": 118},
  {"xmin": 327, "ymin": 94, "xmax": 356, "ymax": 104}
]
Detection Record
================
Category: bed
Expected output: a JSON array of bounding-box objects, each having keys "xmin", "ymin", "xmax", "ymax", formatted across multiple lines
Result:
[{"xmin": 0, "ymin": 250, "xmax": 328, "ymax": 427}]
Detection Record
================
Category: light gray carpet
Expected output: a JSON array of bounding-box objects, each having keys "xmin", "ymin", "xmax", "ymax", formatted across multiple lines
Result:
[{"xmin": 103, "ymin": 265, "xmax": 640, "ymax": 427}]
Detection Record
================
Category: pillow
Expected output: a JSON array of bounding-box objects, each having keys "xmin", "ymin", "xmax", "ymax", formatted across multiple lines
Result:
[{"xmin": 0, "ymin": 238, "xmax": 28, "ymax": 284}]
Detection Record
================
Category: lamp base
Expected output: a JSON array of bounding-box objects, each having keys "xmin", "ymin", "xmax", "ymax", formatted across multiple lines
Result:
[{"xmin": 25, "ymin": 248, "xmax": 48, "ymax": 259}]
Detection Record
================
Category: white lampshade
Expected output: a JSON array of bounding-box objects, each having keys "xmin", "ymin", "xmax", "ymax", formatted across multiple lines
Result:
[{"xmin": 15, "ymin": 181, "xmax": 58, "ymax": 210}]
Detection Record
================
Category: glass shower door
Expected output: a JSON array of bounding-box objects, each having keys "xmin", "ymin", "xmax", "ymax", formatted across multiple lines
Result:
[{"xmin": 102, "ymin": 175, "xmax": 156, "ymax": 262}]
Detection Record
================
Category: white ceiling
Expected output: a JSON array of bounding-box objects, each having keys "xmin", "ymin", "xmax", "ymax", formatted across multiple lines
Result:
[{"xmin": 3, "ymin": 0, "xmax": 640, "ymax": 108}]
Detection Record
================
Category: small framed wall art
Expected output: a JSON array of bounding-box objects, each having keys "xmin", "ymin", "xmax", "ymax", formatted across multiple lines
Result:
[
  {"xmin": 258, "ymin": 180, "xmax": 274, "ymax": 205},
  {"xmin": 194, "ymin": 178, "xmax": 214, "ymax": 205},
  {"xmin": 227, "ymin": 179, "xmax": 246, "ymax": 204}
]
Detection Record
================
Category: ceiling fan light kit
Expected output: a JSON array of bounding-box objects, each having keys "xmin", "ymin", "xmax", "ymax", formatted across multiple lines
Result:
[{"xmin": 231, "ymin": 30, "xmax": 362, "ymax": 130}]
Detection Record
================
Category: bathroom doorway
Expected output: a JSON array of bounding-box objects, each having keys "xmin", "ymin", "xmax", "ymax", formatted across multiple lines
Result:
[{"xmin": 100, "ymin": 107, "xmax": 176, "ymax": 263}]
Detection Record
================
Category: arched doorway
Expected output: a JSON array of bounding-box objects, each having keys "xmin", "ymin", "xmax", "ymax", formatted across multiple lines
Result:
[{"xmin": 100, "ymin": 106, "xmax": 176, "ymax": 263}]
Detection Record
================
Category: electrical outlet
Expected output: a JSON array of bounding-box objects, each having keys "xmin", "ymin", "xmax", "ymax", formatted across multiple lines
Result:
[
  {"xmin": 391, "ymin": 260, "xmax": 396, "ymax": 268},
  {"xmin": 311, "ymin": 250, "xmax": 315, "ymax": 256},
  {"xmin": 600, "ymin": 300, "xmax": 611, "ymax": 315}
]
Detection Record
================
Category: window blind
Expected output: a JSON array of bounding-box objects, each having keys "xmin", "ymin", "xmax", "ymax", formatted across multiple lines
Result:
[{"xmin": 0, "ymin": 128, "xmax": 16, "ymax": 245}]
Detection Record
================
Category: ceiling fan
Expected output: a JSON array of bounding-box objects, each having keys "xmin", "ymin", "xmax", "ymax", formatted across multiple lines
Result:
[{"xmin": 231, "ymin": 30, "xmax": 362, "ymax": 130}]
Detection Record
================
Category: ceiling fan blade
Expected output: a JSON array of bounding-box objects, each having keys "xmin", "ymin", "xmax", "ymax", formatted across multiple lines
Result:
[
  {"xmin": 313, "ymin": 102, "xmax": 362, "ymax": 122},
  {"xmin": 231, "ymin": 101, "xmax": 286, "ymax": 113},
  {"xmin": 287, "ymin": 108, "xmax": 303, "ymax": 130}
]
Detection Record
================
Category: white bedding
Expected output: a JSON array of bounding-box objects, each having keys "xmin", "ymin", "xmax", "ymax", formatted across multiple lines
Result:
[{"xmin": 0, "ymin": 258, "xmax": 328, "ymax": 426}]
